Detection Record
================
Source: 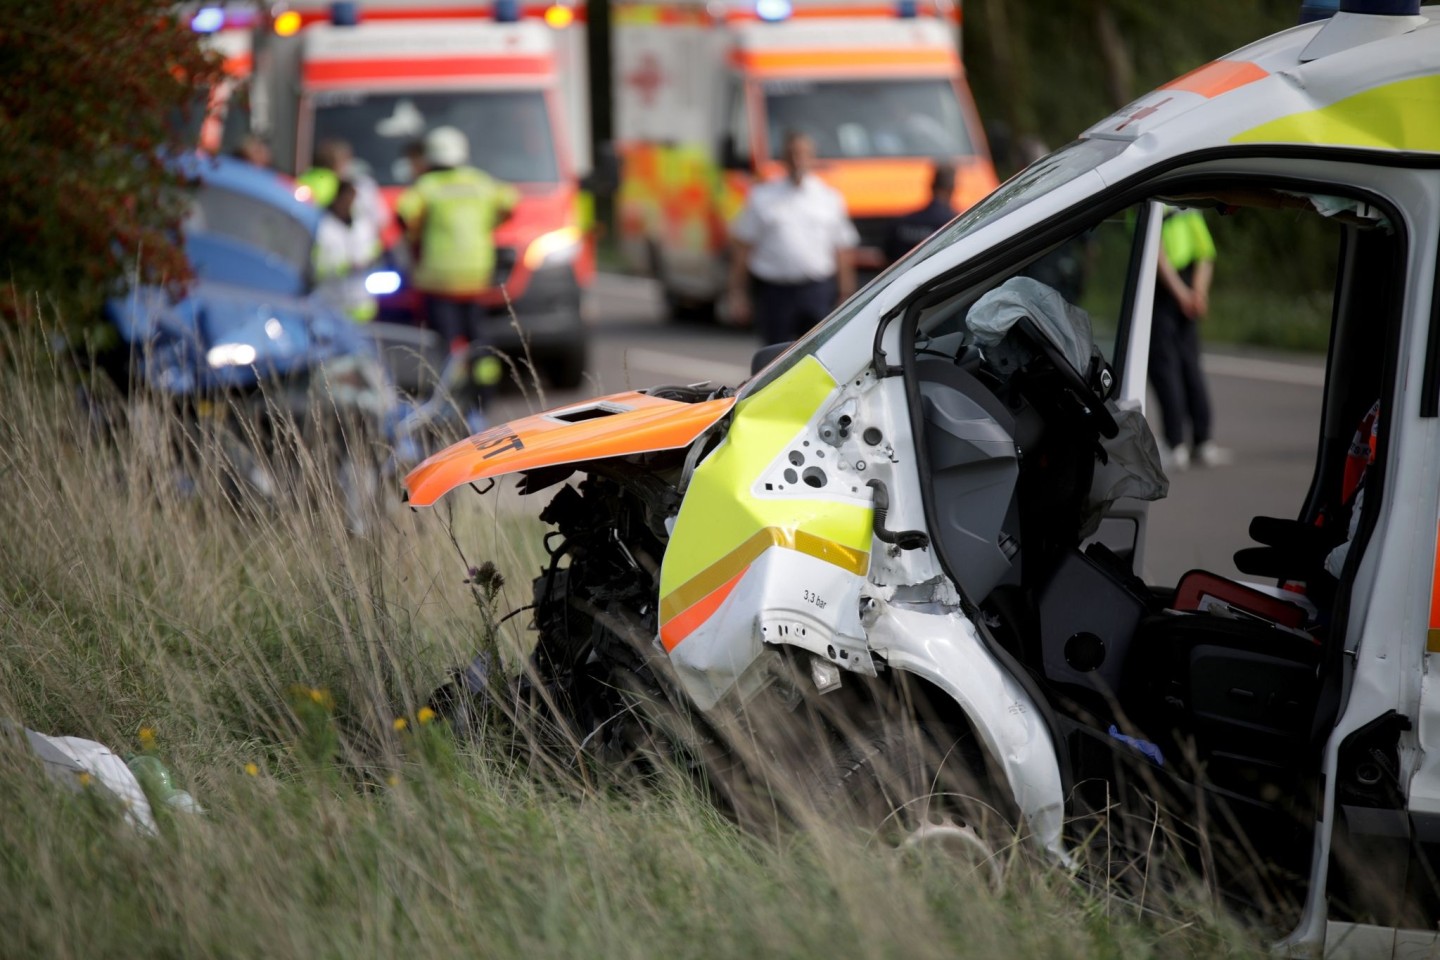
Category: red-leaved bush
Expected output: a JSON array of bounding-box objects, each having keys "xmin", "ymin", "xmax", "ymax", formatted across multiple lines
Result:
[{"xmin": 0, "ymin": 0, "xmax": 223, "ymax": 322}]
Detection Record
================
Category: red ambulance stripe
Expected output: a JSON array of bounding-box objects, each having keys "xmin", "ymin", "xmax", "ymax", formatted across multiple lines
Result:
[
  {"xmin": 304, "ymin": 55, "xmax": 552, "ymax": 84},
  {"xmin": 1428, "ymin": 520, "xmax": 1440, "ymax": 652}
]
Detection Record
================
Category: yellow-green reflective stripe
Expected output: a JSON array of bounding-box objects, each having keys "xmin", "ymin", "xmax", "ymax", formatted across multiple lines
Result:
[
  {"xmin": 659, "ymin": 354, "xmax": 872, "ymax": 600},
  {"xmin": 1231, "ymin": 74, "xmax": 1440, "ymax": 153}
]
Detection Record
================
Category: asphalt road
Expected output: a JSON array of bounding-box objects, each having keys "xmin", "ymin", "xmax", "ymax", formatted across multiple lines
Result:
[{"xmin": 491, "ymin": 273, "xmax": 1326, "ymax": 590}]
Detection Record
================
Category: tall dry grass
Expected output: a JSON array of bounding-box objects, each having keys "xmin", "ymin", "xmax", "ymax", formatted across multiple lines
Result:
[{"xmin": 0, "ymin": 332, "xmax": 1261, "ymax": 959}]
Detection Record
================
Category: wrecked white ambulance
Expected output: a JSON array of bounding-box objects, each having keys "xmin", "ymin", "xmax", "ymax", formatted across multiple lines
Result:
[{"xmin": 406, "ymin": 4, "xmax": 1440, "ymax": 951}]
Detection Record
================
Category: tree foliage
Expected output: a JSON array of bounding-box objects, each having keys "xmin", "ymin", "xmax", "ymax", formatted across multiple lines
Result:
[
  {"xmin": 0, "ymin": 0, "xmax": 222, "ymax": 321},
  {"xmin": 964, "ymin": 0, "xmax": 1335, "ymax": 298}
]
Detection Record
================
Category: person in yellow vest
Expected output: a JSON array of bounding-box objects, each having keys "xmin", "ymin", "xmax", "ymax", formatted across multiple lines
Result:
[
  {"xmin": 1149, "ymin": 205, "xmax": 1230, "ymax": 470},
  {"xmin": 395, "ymin": 126, "xmax": 519, "ymax": 427},
  {"xmin": 296, "ymin": 140, "xmax": 344, "ymax": 208},
  {"xmin": 313, "ymin": 181, "xmax": 381, "ymax": 323}
]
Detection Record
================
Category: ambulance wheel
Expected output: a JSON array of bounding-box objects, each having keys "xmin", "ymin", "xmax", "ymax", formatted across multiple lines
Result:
[
  {"xmin": 546, "ymin": 345, "xmax": 587, "ymax": 390},
  {"xmin": 821, "ymin": 721, "xmax": 1023, "ymax": 888}
]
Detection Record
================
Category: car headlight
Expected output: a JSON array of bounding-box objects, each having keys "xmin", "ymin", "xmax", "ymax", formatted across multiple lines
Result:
[
  {"xmin": 206, "ymin": 343, "xmax": 258, "ymax": 368},
  {"xmin": 364, "ymin": 270, "xmax": 402, "ymax": 295},
  {"xmin": 522, "ymin": 227, "xmax": 582, "ymax": 271}
]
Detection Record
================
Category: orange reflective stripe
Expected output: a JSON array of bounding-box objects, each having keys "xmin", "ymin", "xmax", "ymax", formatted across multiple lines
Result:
[
  {"xmin": 1161, "ymin": 60, "xmax": 1268, "ymax": 100},
  {"xmin": 403, "ymin": 393, "xmax": 736, "ymax": 507},
  {"xmin": 660, "ymin": 568, "xmax": 747, "ymax": 652},
  {"xmin": 731, "ymin": 48, "xmax": 956, "ymax": 74},
  {"xmin": 658, "ymin": 526, "xmax": 869, "ymax": 650}
]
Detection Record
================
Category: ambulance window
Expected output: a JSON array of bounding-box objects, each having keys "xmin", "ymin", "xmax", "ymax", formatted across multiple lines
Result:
[
  {"xmin": 913, "ymin": 201, "xmax": 1145, "ymax": 369},
  {"xmin": 312, "ymin": 90, "xmax": 559, "ymax": 186},
  {"xmin": 906, "ymin": 138, "xmax": 1127, "ymax": 270},
  {"xmin": 763, "ymin": 79, "xmax": 972, "ymax": 160}
]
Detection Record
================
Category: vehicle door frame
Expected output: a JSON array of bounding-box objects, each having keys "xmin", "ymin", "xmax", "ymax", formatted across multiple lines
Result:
[{"xmin": 871, "ymin": 150, "xmax": 1431, "ymax": 925}]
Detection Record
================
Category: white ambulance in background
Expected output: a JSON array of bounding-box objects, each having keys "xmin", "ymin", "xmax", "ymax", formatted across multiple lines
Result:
[
  {"xmin": 250, "ymin": 0, "xmax": 593, "ymax": 387},
  {"xmin": 612, "ymin": 0, "xmax": 998, "ymax": 320}
]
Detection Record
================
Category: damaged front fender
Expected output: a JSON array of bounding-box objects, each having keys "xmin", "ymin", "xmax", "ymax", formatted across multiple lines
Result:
[{"xmin": 867, "ymin": 601, "xmax": 1069, "ymax": 860}]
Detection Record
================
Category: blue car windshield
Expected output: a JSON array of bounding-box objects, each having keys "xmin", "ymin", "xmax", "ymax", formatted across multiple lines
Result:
[{"xmin": 184, "ymin": 184, "xmax": 313, "ymax": 276}]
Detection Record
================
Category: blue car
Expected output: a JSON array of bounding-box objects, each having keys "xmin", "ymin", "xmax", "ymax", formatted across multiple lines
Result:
[{"xmin": 102, "ymin": 154, "xmax": 382, "ymax": 402}]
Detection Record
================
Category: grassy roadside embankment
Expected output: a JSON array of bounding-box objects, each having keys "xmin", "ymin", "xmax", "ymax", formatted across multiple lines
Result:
[{"xmin": 0, "ymin": 336, "xmax": 1262, "ymax": 959}]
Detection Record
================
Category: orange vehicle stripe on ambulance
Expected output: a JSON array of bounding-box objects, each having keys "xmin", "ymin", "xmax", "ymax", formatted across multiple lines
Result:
[
  {"xmin": 731, "ymin": 48, "xmax": 956, "ymax": 73},
  {"xmin": 659, "ymin": 527, "xmax": 868, "ymax": 651},
  {"xmin": 1160, "ymin": 60, "xmax": 1268, "ymax": 100}
]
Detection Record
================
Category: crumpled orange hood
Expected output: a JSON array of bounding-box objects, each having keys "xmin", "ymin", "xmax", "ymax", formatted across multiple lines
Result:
[{"xmin": 403, "ymin": 391, "xmax": 737, "ymax": 507}]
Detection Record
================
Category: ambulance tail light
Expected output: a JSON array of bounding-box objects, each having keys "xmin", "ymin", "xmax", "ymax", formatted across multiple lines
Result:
[
  {"xmin": 756, "ymin": 0, "xmax": 792, "ymax": 21},
  {"xmin": 190, "ymin": 7, "xmax": 224, "ymax": 33},
  {"xmin": 330, "ymin": 1, "xmax": 360, "ymax": 26},
  {"xmin": 495, "ymin": 0, "xmax": 522, "ymax": 22}
]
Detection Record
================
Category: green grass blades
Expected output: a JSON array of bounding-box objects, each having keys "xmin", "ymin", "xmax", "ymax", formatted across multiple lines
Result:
[{"xmin": 0, "ymin": 330, "xmax": 1262, "ymax": 960}]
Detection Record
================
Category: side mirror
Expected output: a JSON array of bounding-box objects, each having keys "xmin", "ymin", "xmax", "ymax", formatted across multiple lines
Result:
[
  {"xmin": 751, "ymin": 341, "xmax": 792, "ymax": 375},
  {"xmin": 720, "ymin": 134, "xmax": 750, "ymax": 172}
]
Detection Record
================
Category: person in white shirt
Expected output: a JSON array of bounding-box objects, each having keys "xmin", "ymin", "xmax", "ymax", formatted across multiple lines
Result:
[
  {"xmin": 728, "ymin": 131, "xmax": 859, "ymax": 344},
  {"xmin": 313, "ymin": 181, "xmax": 382, "ymax": 323}
]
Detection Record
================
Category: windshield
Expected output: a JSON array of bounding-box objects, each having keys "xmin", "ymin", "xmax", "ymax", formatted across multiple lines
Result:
[
  {"xmin": 742, "ymin": 137, "xmax": 1128, "ymax": 398},
  {"xmin": 185, "ymin": 184, "xmax": 313, "ymax": 274},
  {"xmin": 311, "ymin": 90, "xmax": 559, "ymax": 186},
  {"xmin": 763, "ymin": 79, "xmax": 973, "ymax": 160},
  {"xmin": 904, "ymin": 138, "xmax": 1128, "ymax": 266}
]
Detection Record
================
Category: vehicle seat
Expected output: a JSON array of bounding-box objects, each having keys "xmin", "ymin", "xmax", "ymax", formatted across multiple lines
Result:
[
  {"xmin": 1122, "ymin": 612, "xmax": 1322, "ymax": 796},
  {"xmin": 916, "ymin": 358, "xmax": 1023, "ymax": 601}
]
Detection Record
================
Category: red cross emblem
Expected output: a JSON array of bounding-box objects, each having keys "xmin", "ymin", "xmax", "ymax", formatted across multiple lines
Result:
[
  {"xmin": 624, "ymin": 53, "xmax": 665, "ymax": 107},
  {"xmin": 1115, "ymin": 96, "xmax": 1174, "ymax": 132}
]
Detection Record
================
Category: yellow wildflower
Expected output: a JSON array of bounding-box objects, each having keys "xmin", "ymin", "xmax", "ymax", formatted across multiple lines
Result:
[
  {"xmin": 138, "ymin": 726, "xmax": 157, "ymax": 750},
  {"xmin": 77, "ymin": 772, "xmax": 92, "ymax": 787},
  {"xmin": 392, "ymin": 717, "xmax": 408, "ymax": 732},
  {"xmin": 386, "ymin": 774, "xmax": 400, "ymax": 787},
  {"xmin": 308, "ymin": 688, "xmax": 334, "ymax": 710},
  {"xmin": 416, "ymin": 707, "xmax": 437, "ymax": 726},
  {"xmin": 244, "ymin": 762, "xmax": 259, "ymax": 777}
]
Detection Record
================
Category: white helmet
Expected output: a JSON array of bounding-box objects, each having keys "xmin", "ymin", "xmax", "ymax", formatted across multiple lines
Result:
[{"xmin": 424, "ymin": 126, "xmax": 469, "ymax": 168}]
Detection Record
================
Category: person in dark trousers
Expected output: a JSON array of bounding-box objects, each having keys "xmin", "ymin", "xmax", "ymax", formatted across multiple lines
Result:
[
  {"xmin": 883, "ymin": 162, "xmax": 957, "ymax": 264},
  {"xmin": 728, "ymin": 131, "xmax": 859, "ymax": 345},
  {"xmin": 395, "ymin": 126, "xmax": 519, "ymax": 431},
  {"xmin": 1149, "ymin": 205, "xmax": 1229, "ymax": 470}
]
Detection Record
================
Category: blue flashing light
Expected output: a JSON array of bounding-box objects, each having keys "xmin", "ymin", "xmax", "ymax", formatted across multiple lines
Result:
[
  {"xmin": 190, "ymin": 7, "xmax": 225, "ymax": 32},
  {"xmin": 1298, "ymin": 0, "xmax": 1339, "ymax": 21},
  {"xmin": 896, "ymin": 0, "xmax": 918, "ymax": 17},
  {"xmin": 1340, "ymin": 0, "xmax": 1420, "ymax": 13},
  {"xmin": 756, "ymin": 0, "xmax": 791, "ymax": 21},
  {"xmin": 330, "ymin": 1, "xmax": 360, "ymax": 26},
  {"xmin": 364, "ymin": 271, "xmax": 402, "ymax": 296},
  {"xmin": 495, "ymin": 0, "xmax": 522, "ymax": 21}
]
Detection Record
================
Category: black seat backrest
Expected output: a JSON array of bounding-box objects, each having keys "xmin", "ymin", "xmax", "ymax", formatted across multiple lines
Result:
[{"xmin": 915, "ymin": 359, "xmax": 1022, "ymax": 601}]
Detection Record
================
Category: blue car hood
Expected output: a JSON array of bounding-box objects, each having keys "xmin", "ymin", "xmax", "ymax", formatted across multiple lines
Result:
[{"xmin": 107, "ymin": 281, "xmax": 368, "ymax": 395}]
